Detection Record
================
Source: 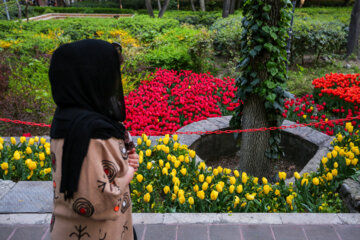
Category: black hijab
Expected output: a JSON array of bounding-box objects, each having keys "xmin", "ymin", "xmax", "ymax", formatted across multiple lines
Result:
[{"xmin": 49, "ymin": 39, "xmax": 127, "ymax": 200}]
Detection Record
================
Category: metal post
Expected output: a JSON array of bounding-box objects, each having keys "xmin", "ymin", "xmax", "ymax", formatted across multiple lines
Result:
[
  {"xmin": 3, "ymin": 0, "xmax": 11, "ymax": 20},
  {"xmin": 286, "ymin": 0, "xmax": 297, "ymax": 72}
]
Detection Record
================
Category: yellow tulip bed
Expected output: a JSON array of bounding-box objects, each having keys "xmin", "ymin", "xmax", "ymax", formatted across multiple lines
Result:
[{"xmin": 0, "ymin": 121, "xmax": 359, "ymax": 213}]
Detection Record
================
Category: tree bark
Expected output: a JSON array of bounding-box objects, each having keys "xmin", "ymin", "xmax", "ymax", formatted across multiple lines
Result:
[
  {"xmin": 299, "ymin": 0, "xmax": 305, "ymax": 8},
  {"xmin": 119, "ymin": 0, "xmax": 123, "ymax": 9},
  {"xmin": 16, "ymin": 0, "xmax": 22, "ymax": 19},
  {"xmin": 236, "ymin": 0, "xmax": 241, "ymax": 9},
  {"xmin": 190, "ymin": 0, "xmax": 196, "ymax": 11},
  {"xmin": 238, "ymin": 0, "xmax": 282, "ymax": 178},
  {"xmin": 346, "ymin": 0, "xmax": 360, "ymax": 58},
  {"xmin": 157, "ymin": 0, "xmax": 162, "ymax": 10},
  {"xmin": 222, "ymin": 0, "xmax": 231, "ymax": 18},
  {"xmin": 3, "ymin": 0, "xmax": 10, "ymax": 20},
  {"xmin": 229, "ymin": 0, "xmax": 236, "ymax": 14},
  {"xmin": 158, "ymin": 0, "xmax": 170, "ymax": 18},
  {"xmin": 199, "ymin": 0, "xmax": 205, "ymax": 11},
  {"xmin": 145, "ymin": 0, "xmax": 155, "ymax": 17}
]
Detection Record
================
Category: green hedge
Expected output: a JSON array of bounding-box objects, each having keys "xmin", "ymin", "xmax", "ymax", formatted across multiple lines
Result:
[{"xmin": 31, "ymin": 6, "xmax": 135, "ymax": 15}]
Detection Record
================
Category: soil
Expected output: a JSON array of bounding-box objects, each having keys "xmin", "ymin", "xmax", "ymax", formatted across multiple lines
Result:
[{"xmin": 205, "ymin": 154, "xmax": 303, "ymax": 183}]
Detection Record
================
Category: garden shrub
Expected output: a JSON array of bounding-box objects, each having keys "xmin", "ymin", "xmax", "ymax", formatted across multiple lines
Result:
[
  {"xmin": 210, "ymin": 16, "xmax": 243, "ymax": 58},
  {"xmin": 291, "ymin": 20, "xmax": 347, "ymax": 64}
]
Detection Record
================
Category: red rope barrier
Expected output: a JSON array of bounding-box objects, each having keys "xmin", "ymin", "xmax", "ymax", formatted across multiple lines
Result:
[{"xmin": 1, "ymin": 116, "xmax": 360, "ymax": 136}]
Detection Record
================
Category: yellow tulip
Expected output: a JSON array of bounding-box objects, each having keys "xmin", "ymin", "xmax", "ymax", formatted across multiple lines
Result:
[
  {"xmin": 44, "ymin": 168, "xmax": 52, "ymax": 174},
  {"xmin": 13, "ymin": 151, "xmax": 21, "ymax": 160},
  {"xmin": 229, "ymin": 176, "xmax": 236, "ymax": 185},
  {"xmin": 28, "ymin": 161, "xmax": 37, "ymax": 171},
  {"xmin": 145, "ymin": 149, "xmax": 152, "ymax": 157},
  {"xmin": 321, "ymin": 157, "xmax": 328, "ymax": 164},
  {"xmin": 337, "ymin": 134, "xmax": 343, "ymax": 142},
  {"xmin": 188, "ymin": 197, "xmax": 194, "ymax": 205},
  {"xmin": 174, "ymin": 185, "xmax": 179, "ymax": 194},
  {"xmin": 38, "ymin": 152, "xmax": 45, "ymax": 161},
  {"xmin": 346, "ymin": 158, "xmax": 351, "ymax": 166},
  {"xmin": 202, "ymin": 182, "xmax": 208, "ymax": 191},
  {"xmin": 193, "ymin": 185, "xmax": 199, "ymax": 192},
  {"xmin": 46, "ymin": 147, "xmax": 50, "ymax": 155},
  {"xmin": 144, "ymin": 193, "xmax": 151, "ymax": 203},
  {"xmin": 216, "ymin": 183, "xmax": 223, "ymax": 193},
  {"xmin": 165, "ymin": 162, "xmax": 171, "ymax": 169},
  {"xmin": 198, "ymin": 174, "xmax": 205, "ymax": 182},
  {"xmin": 10, "ymin": 137, "xmax": 16, "ymax": 145},
  {"xmin": 20, "ymin": 136, "xmax": 26, "ymax": 143},
  {"xmin": 0, "ymin": 143, "xmax": 3, "ymax": 151},
  {"xmin": 136, "ymin": 174, "xmax": 144, "ymax": 183},
  {"xmin": 278, "ymin": 172, "xmax": 286, "ymax": 180},
  {"xmin": 146, "ymin": 184, "xmax": 153, "ymax": 193},
  {"xmin": 210, "ymin": 190, "xmax": 219, "ymax": 201},
  {"xmin": 236, "ymin": 184, "xmax": 243, "ymax": 194},
  {"xmin": 180, "ymin": 168, "xmax": 187, "ymax": 176},
  {"xmin": 174, "ymin": 160, "xmax": 181, "ymax": 168},
  {"xmin": 185, "ymin": 156, "xmax": 190, "ymax": 163},
  {"xmin": 262, "ymin": 177, "xmax": 268, "ymax": 185},
  {"xmin": 40, "ymin": 138, "xmax": 46, "ymax": 145},
  {"xmin": 34, "ymin": 136, "xmax": 39, "ymax": 142},
  {"xmin": 286, "ymin": 195, "xmax": 294, "ymax": 205},
  {"xmin": 275, "ymin": 189, "xmax": 280, "ymax": 196},
  {"xmin": 189, "ymin": 150, "xmax": 196, "ymax": 158},
  {"xmin": 213, "ymin": 169, "xmax": 219, "ymax": 176},
  {"xmin": 163, "ymin": 137, "xmax": 169, "ymax": 145},
  {"xmin": 1, "ymin": 162, "xmax": 9, "ymax": 170},
  {"xmin": 171, "ymin": 193, "xmax": 177, "ymax": 201},
  {"xmin": 137, "ymin": 138, "xmax": 142, "ymax": 145},
  {"xmin": 229, "ymin": 185, "xmax": 235, "ymax": 194},
  {"xmin": 234, "ymin": 196, "xmax": 240, "ymax": 208},
  {"xmin": 198, "ymin": 161, "xmax": 205, "ymax": 170},
  {"xmin": 326, "ymin": 172, "xmax": 333, "ymax": 181},
  {"xmin": 147, "ymin": 162, "xmax": 152, "ymax": 170},
  {"xmin": 331, "ymin": 150, "xmax": 338, "ymax": 158},
  {"xmin": 312, "ymin": 177, "xmax": 319, "ymax": 186},
  {"xmin": 197, "ymin": 190, "xmax": 205, "ymax": 200},
  {"xmin": 352, "ymin": 158, "xmax": 358, "ymax": 166},
  {"xmin": 253, "ymin": 177, "xmax": 258, "ymax": 184},
  {"xmin": 163, "ymin": 186, "xmax": 170, "ymax": 194},
  {"xmin": 246, "ymin": 193, "xmax": 256, "ymax": 201},
  {"xmin": 294, "ymin": 172, "xmax": 301, "ymax": 179},
  {"xmin": 234, "ymin": 170, "xmax": 240, "ymax": 178},
  {"xmin": 301, "ymin": 178, "xmax": 308, "ymax": 186},
  {"xmin": 178, "ymin": 189, "xmax": 185, "ymax": 197},
  {"xmin": 178, "ymin": 155, "xmax": 184, "ymax": 162},
  {"xmin": 0, "ymin": 137, "xmax": 3, "ymax": 144},
  {"xmin": 159, "ymin": 159, "xmax": 164, "ymax": 167},
  {"xmin": 179, "ymin": 195, "xmax": 185, "ymax": 204},
  {"xmin": 28, "ymin": 138, "xmax": 34, "ymax": 146},
  {"xmin": 173, "ymin": 134, "xmax": 178, "ymax": 141},
  {"xmin": 263, "ymin": 185, "xmax": 271, "ymax": 195},
  {"xmin": 331, "ymin": 169, "xmax": 338, "ymax": 177},
  {"xmin": 242, "ymin": 172, "xmax": 248, "ymax": 184}
]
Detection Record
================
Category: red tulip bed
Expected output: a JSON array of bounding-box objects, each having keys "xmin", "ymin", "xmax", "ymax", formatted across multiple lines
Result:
[{"xmin": 124, "ymin": 69, "xmax": 360, "ymax": 137}]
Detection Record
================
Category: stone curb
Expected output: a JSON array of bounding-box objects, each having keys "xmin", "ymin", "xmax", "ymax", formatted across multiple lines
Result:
[{"xmin": 0, "ymin": 213, "xmax": 359, "ymax": 225}]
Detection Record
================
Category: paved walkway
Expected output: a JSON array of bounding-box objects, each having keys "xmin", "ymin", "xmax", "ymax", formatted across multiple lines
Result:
[{"xmin": 1, "ymin": 223, "xmax": 360, "ymax": 240}]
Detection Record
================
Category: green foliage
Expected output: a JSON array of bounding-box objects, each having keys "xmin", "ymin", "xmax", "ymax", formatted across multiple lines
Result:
[
  {"xmin": 31, "ymin": 6, "xmax": 135, "ymax": 15},
  {"xmin": 291, "ymin": 20, "xmax": 347, "ymax": 64},
  {"xmin": 232, "ymin": 0, "xmax": 293, "ymax": 160},
  {"xmin": 210, "ymin": 15, "xmax": 243, "ymax": 57}
]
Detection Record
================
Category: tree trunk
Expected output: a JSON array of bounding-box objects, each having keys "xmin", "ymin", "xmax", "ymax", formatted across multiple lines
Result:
[
  {"xmin": 199, "ymin": 0, "xmax": 205, "ymax": 11},
  {"xmin": 346, "ymin": 0, "xmax": 360, "ymax": 58},
  {"xmin": 229, "ymin": 0, "xmax": 236, "ymax": 14},
  {"xmin": 157, "ymin": 0, "xmax": 162, "ymax": 10},
  {"xmin": 3, "ymin": 0, "xmax": 11, "ymax": 20},
  {"xmin": 190, "ymin": 0, "xmax": 196, "ymax": 11},
  {"xmin": 222, "ymin": 0, "xmax": 231, "ymax": 18},
  {"xmin": 238, "ymin": 95, "xmax": 271, "ymax": 178},
  {"xmin": 158, "ymin": 0, "xmax": 170, "ymax": 18},
  {"xmin": 15, "ymin": 0, "xmax": 22, "ymax": 19},
  {"xmin": 119, "ymin": 0, "xmax": 123, "ymax": 9},
  {"xmin": 145, "ymin": 0, "xmax": 155, "ymax": 17},
  {"xmin": 238, "ymin": 0, "xmax": 282, "ymax": 178},
  {"xmin": 236, "ymin": 0, "xmax": 241, "ymax": 9},
  {"xmin": 299, "ymin": 0, "xmax": 305, "ymax": 7},
  {"xmin": 25, "ymin": 0, "xmax": 29, "ymax": 22},
  {"xmin": 177, "ymin": 0, "xmax": 180, "ymax": 10}
]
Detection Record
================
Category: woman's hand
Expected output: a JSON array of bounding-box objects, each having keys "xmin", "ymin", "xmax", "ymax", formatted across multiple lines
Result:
[{"xmin": 128, "ymin": 148, "xmax": 139, "ymax": 172}]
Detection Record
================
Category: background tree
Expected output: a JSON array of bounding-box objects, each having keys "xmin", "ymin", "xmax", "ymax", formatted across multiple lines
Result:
[
  {"xmin": 199, "ymin": 0, "xmax": 205, "ymax": 11},
  {"xmin": 158, "ymin": 0, "xmax": 170, "ymax": 17},
  {"xmin": 232, "ymin": 0, "xmax": 292, "ymax": 177},
  {"xmin": 222, "ymin": 0, "xmax": 231, "ymax": 18},
  {"xmin": 145, "ymin": 0, "xmax": 170, "ymax": 18},
  {"xmin": 2, "ymin": 0, "xmax": 10, "ymax": 20},
  {"xmin": 190, "ymin": 0, "xmax": 196, "ymax": 11},
  {"xmin": 145, "ymin": 0, "xmax": 155, "ymax": 17},
  {"xmin": 346, "ymin": 0, "xmax": 360, "ymax": 58}
]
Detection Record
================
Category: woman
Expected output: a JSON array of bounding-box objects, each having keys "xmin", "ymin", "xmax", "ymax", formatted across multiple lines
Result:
[{"xmin": 49, "ymin": 39, "xmax": 138, "ymax": 240}]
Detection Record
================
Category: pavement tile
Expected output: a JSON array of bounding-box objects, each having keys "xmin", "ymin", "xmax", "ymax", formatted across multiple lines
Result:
[
  {"xmin": 134, "ymin": 224, "xmax": 145, "ymax": 239},
  {"xmin": 303, "ymin": 225, "xmax": 340, "ymax": 240},
  {"xmin": 143, "ymin": 224, "xmax": 176, "ymax": 240},
  {"xmin": 10, "ymin": 225, "xmax": 47, "ymax": 240},
  {"xmin": 241, "ymin": 225, "xmax": 274, "ymax": 240},
  {"xmin": 0, "ymin": 225, "xmax": 15, "ymax": 240},
  {"xmin": 209, "ymin": 225, "xmax": 241, "ymax": 240},
  {"xmin": 334, "ymin": 225, "xmax": 360, "ymax": 240},
  {"xmin": 178, "ymin": 224, "xmax": 208, "ymax": 240},
  {"xmin": 272, "ymin": 225, "xmax": 307, "ymax": 240},
  {"xmin": 42, "ymin": 231, "xmax": 50, "ymax": 240}
]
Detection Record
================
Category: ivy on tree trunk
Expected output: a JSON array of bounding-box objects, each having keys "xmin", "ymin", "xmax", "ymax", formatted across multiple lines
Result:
[{"xmin": 231, "ymin": 0, "xmax": 292, "ymax": 177}]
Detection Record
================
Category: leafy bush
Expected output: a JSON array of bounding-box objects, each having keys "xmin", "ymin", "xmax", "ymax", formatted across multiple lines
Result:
[
  {"xmin": 291, "ymin": 20, "xmax": 347, "ymax": 64},
  {"xmin": 210, "ymin": 16, "xmax": 243, "ymax": 57}
]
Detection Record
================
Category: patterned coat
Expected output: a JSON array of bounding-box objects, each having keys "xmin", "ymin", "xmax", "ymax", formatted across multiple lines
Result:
[{"xmin": 50, "ymin": 138, "xmax": 133, "ymax": 240}]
